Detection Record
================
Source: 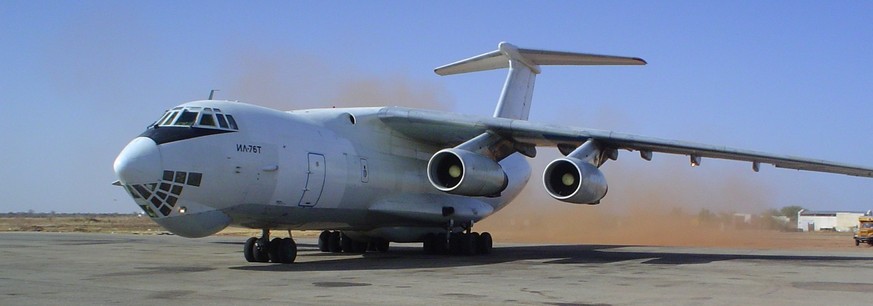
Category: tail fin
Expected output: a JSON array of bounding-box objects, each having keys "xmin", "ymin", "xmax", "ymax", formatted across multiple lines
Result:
[{"xmin": 435, "ymin": 42, "xmax": 646, "ymax": 120}]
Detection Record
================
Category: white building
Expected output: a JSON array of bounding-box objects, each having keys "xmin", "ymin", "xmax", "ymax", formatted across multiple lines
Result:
[{"xmin": 796, "ymin": 210, "xmax": 869, "ymax": 232}]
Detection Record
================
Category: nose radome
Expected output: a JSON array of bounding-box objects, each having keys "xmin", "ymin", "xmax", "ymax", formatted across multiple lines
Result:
[{"xmin": 114, "ymin": 137, "xmax": 162, "ymax": 185}]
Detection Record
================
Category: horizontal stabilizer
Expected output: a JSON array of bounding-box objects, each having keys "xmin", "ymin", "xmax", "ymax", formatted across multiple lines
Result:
[{"xmin": 435, "ymin": 42, "xmax": 646, "ymax": 76}]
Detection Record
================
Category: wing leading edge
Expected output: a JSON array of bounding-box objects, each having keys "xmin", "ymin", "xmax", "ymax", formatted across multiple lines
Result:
[{"xmin": 378, "ymin": 107, "xmax": 873, "ymax": 178}]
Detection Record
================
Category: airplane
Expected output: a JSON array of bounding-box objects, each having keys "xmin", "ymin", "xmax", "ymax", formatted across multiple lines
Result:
[{"xmin": 113, "ymin": 42, "xmax": 873, "ymax": 264}]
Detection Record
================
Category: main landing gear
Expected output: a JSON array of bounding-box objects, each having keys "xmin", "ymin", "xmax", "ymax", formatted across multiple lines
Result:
[
  {"xmin": 423, "ymin": 220, "xmax": 492, "ymax": 255},
  {"xmin": 422, "ymin": 231, "xmax": 492, "ymax": 255},
  {"xmin": 317, "ymin": 230, "xmax": 390, "ymax": 254},
  {"xmin": 244, "ymin": 229, "xmax": 297, "ymax": 264}
]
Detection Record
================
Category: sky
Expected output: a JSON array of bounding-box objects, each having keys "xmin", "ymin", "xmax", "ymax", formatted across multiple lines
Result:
[{"xmin": 1, "ymin": 1, "xmax": 872, "ymax": 214}]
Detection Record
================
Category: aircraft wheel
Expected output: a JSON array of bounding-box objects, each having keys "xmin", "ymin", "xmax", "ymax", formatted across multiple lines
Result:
[
  {"xmin": 244, "ymin": 237, "xmax": 257, "ymax": 262},
  {"xmin": 449, "ymin": 234, "xmax": 462, "ymax": 255},
  {"xmin": 470, "ymin": 232, "xmax": 481, "ymax": 255},
  {"xmin": 340, "ymin": 233, "xmax": 354, "ymax": 253},
  {"xmin": 268, "ymin": 238, "xmax": 285, "ymax": 263},
  {"xmin": 457, "ymin": 233, "xmax": 476, "ymax": 256},
  {"xmin": 856, "ymin": 239, "xmax": 861, "ymax": 246},
  {"xmin": 275, "ymin": 238, "xmax": 297, "ymax": 264},
  {"xmin": 373, "ymin": 240, "xmax": 389, "ymax": 253},
  {"xmin": 318, "ymin": 231, "xmax": 330, "ymax": 252},
  {"xmin": 422, "ymin": 233, "xmax": 436, "ymax": 254},
  {"xmin": 328, "ymin": 231, "xmax": 342, "ymax": 253},
  {"xmin": 353, "ymin": 240, "xmax": 369, "ymax": 253},
  {"xmin": 253, "ymin": 238, "xmax": 270, "ymax": 262},
  {"xmin": 477, "ymin": 232, "xmax": 493, "ymax": 254}
]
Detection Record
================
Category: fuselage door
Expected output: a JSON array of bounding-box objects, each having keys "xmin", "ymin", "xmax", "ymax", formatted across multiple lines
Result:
[{"xmin": 298, "ymin": 153, "xmax": 326, "ymax": 207}]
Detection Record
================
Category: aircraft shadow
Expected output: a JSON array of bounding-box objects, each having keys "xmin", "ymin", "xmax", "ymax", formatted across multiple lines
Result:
[{"xmin": 228, "ymin": 244, "xmax": 873, "ymax": 272}]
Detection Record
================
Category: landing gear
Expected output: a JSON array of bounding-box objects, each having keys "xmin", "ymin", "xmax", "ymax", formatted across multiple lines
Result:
[
  {"xmin": 422, "ymin": 220, "xmax": 492, "ymax": 256},
  {"xmin": 371, "ymin": 239, "xmax": 390, "ymax": 253},
  {"xmin": 317, "ymin": 230, "xmax": 388, "ymax": 254},
  {"xmin": 422, "ymin": 231, "xmax": 493, "ymax": 255},
  {"xmin": 243, "ymin": 229, "xmax": 297, "ymax": 264}
]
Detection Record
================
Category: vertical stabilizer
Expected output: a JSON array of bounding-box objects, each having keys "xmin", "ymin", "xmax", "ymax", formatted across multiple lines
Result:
[{"xmin": 434, "ymin": 42, "xmax": 646, "ymax": 121}]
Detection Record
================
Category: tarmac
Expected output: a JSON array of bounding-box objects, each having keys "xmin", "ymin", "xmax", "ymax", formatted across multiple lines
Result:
[{"xmin": 2, "ymin": 232, "xmax": 873, "ymax": 305}]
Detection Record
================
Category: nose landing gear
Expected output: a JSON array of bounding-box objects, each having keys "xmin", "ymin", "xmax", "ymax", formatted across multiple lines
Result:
[{"xmin": 243, "ymin": 229, "xmax": 297, "ymax": 264}]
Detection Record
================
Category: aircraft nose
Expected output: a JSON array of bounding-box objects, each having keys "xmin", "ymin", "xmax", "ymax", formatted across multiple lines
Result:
[{"xmin": 114, "ymin": 137, "xmax": 162, "ymax": 185}]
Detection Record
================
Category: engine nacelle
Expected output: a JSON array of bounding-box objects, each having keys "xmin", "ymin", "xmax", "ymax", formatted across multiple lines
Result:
[
  {"xmin": 427, "ymin": 149, "xmax": 507, "ymax": 197},
  {"xmin": 543, "ymin": 157, "xmax": 608, "ymax": 204}
]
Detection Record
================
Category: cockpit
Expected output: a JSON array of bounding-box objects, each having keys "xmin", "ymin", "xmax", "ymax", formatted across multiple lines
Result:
[
  {"xmin": 153, "ymin": 106, "xmax": 239, "ymax": 131},
  {"xmin": 141, "ymin": 105, "xmax": 240, "ymax": 145}
]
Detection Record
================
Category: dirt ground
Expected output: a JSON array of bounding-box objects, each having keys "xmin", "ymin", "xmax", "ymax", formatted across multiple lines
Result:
[{"xmin": 1, "ymin": 213, "xmax": 868, "ymax": 251}]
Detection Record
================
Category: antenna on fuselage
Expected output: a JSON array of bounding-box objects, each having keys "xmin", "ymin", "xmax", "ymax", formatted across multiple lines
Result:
[{"xmin": 208, "ymin": 89, "xmax": 220, "ymax": 100}]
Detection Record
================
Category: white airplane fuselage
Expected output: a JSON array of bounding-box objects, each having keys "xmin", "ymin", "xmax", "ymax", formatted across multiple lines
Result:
[{"xmin": 115, "ymin": 100, "xmax": 530, "ymax": 241}]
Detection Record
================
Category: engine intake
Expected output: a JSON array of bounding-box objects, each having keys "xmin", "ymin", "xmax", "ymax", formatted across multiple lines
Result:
[
  {"xmin": 427, "ymin": 149, "xmax": 507, "ymax": 197},
  {"xmin": 543, "ymin": 157, "xmax": 608, "ymax": 204}
]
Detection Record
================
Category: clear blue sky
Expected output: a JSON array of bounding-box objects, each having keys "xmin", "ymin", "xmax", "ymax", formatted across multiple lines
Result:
[{"xmin": 1, "ymin": 1, "xmax": 871, "ymax": 214}]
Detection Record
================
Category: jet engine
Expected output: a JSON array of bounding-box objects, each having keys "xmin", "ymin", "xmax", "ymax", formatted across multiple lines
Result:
[
  {"xmin": 543, "ymin": 157, "xmax": 608, "ymax": 204},
  {"xmin": 427, "ymin": 148, "xmax": 507, "ymax": 197}
]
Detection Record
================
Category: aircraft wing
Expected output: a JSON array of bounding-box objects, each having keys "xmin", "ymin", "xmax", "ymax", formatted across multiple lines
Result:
[{"xmin": 379, "ymin": 107, "xmax": 873, "ymax": 178}]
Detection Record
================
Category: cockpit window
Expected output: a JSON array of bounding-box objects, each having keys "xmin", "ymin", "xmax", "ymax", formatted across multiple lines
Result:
[
  {"xmin": 174, "ymin": 110, "xmax": 199, "ymax": 126},
  {"xmin": 216, "ymin": 114, "xmax": 229, "ymax": 129},
  {"xmin": 153, "ymin": 106, "xmax": 238, "ymax": 131},
  {"xmin": 226, "ymin": 115, "xmax": 239, "ymax": 130},
  {"xmin": 198, "ymin": 113, "xmax": 216, "ymax": 127},
  {"xmin": 154, "ymin": 111, "xmax": 170, "ymax": 126},
  {"xmin": 161, "ymin": 111, "xmax": 178, "ymax": 125}
]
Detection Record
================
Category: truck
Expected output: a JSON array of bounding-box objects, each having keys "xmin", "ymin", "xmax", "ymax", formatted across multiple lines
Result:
[{"xmin": 855, "ymin": 216, "xmax": 873, "ymax": 246}]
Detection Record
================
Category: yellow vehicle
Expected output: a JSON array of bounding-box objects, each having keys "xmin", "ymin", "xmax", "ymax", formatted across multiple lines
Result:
[{"xmin": 855, "ymin": 216, "xmax": 873, "ymax": 246}]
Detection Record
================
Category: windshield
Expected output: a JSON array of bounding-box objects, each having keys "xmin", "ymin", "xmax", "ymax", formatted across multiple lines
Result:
[
  {"xmin": 862, "ymin": 222, "xmax": 873, "ymax": 229},
  {"xmin": 152, "ymin": 106, "xmax": 239, "ymax": 131},
  {"xmin": 174, "ymin": 110, "xmax": 198, "ymax": 126}
]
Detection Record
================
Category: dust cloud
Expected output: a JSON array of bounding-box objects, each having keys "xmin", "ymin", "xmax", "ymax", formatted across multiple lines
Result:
[
  {"xmin": 222, "ymin": 48, "xmax": 453, "ymax": 111},
  {"xmin": 478, "ymin": 148, "xmax": 783, "ymax": 248}
]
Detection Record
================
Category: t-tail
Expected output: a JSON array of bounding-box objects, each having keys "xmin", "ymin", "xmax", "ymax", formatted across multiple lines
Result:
[{"xmin": 434, "ymin": 42, "xmax": 646, "ymax": 120}]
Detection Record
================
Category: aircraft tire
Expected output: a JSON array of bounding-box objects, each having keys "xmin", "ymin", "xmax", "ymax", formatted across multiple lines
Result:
[
  {"xmin": 318, "ymin": 231, "xmax": 330, "ymax": 252},
  {"xmin": 353, "ymin": 240, "xmax": 369, "ymax": 253},
  {"xmin": 422, "ymin": 233, "xmax": 436, "ymax": 254},
  {"xmin": 436, "ymin": 233, "xmax": 450, "ymax": 254},
  {"xmin": 253, "ymin": 238, "xmax": 270, "ymax": 262},
  {"xmin": 477, "ymin": 232, "xmax": 493, "ymax": 254},
  {"xmin": 856, "ymin": 239, "xmax": 861, "ymax": 246},
  {"xmin": 449, "ymin": 234, "xmax": 462, "ymax": 255},
  {"xmin": 457, "ymin": 233, "xmax": 476, "ymax": 256},
  {"xmin": 244, "ymin": 237, "xmax": 257, "ymax": 262},
  {"xmin": 340, "ymin": 233, "xmax": 354, "ymax": 253},
  {"xmin": 469, "ymin": 232, "xmax": 481, "ymax": 255},
  {"xmin": 328, "ymin": 231, "xmax": 342, "ymax": 253},
  {"xmin": 374, "ymin": 240, "xmax": 389, "ymax": 253},
  {"xmin": 276, "ymin": 238, "xmax": 297, "ymax": 264},
  {"xmin": 268, "ymin": 238, "xmax": 284, "ymax": 263}
]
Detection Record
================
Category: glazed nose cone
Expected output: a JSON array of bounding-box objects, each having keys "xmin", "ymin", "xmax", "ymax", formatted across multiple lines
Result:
[{"xmin": 114, "ymin": 137, "xmax": 162, "ymax": 184}]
